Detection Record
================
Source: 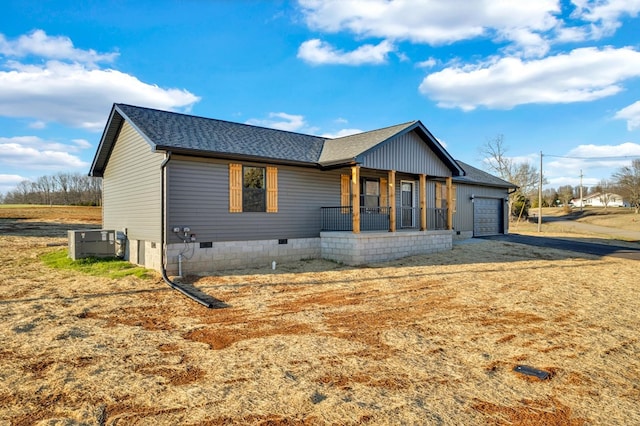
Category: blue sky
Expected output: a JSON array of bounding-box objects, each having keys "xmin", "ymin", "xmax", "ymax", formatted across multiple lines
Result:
[{"xmin": 2, "ymin": 0, "xmax": 640, "ymax": 195}]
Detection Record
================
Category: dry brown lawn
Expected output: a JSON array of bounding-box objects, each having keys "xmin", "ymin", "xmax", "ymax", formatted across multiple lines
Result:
[
  {"xmin": 576, "ymin": 209, "xmax": 640, "ymax": 232},
  {"xmin": 522, "ymin": 207, "xmax": 640, "ymax": 233},
  {"xmin": 1, "ymin": 206, "xmax": 639, "ymax": 425}
]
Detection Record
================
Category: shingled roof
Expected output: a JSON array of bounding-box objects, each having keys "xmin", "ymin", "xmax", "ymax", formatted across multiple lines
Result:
[
  {"xmin": 91, "ymin": 103, "xmax": 463, "ymax": 177},
  {"xmin": 454, "ymin": 160, "xmax": 517, "ymax": 189}
]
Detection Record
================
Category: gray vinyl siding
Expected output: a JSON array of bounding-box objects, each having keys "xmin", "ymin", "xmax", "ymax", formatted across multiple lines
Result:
[
  {"xmin": 102, "ymin": 121, "xmax": 163, "ymax": 242},
  {"xmin": 359, "ymin": 172, "xmax": 441, "ymax": 220},
  {"xmin": 359, "ymin": 131, "xmax": 451, "ymax": 176},
  {"xmin": 166, "ymin": 156, "xmax": 343, "ymax": 243},
  {"xmin": 453, "ymin": 184, "xmax": 509, "ymax": 234}
]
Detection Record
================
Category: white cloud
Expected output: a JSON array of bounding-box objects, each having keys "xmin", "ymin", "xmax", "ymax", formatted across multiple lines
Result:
[
  {"xmin": 614, "ymin": 101, "xmax": 640, "ymax": 131},
  {"xmin": 297, "ymin": 39, "xmax": 394, "ymax": 65},
  {"xmin": 416, "ymin": 58, "xmax": 437, "ymax": 69},
  {"xmin": 0, "ymin": 30, "xmax": 200, "ymax": 132},
  {"xmin": 419, "ymin": 46, "xmax": 640, "ymax": 110},
  {"xmin": 0, "ymin": 29, "xmax": 118, "ymax": 66},
  {"xmin": 246, "ymin": 113, "xmax": 362, "ymax": 137},
  {"xmin": 554, "ymin": 25, "xmax": 589, "ymax": 43},
  {"xmin": 28, "ymin": 120, "xmax": 47, "ymax": 129},
  {"xmin": 0, "ymin": 136, "xmax": 90, "ymax": 171},
  {"xmin": 296, "ymin": 1, "xmax": 640, "ymax": 67},
  {"xmin": 246, "ymin": 112, "xmax": 308, "ymax": 132},
  {"xmin": 72, "ymin": 139, "xmax": 92, "ymax": 149},
  {"xmin": 543, "ymin": 142, "xmax": 640, "ymax": 187},
  {"xmin": 571, "ymin": 0, "xmax": 640, "ymax": 38},
  {"xmin": 322, "ymin": 128, "xmax": 364, "ymax": 138},
  {"xmin": 498, "ymin": 27, "xmax": 550, "ymax": 58},
  {"xmin": 298, "ymin": 0, "xmax": 560, "ymax": 57},
  {"xmin": 0, "ymin": 174, "xmax": 26, "ymax": 196}
]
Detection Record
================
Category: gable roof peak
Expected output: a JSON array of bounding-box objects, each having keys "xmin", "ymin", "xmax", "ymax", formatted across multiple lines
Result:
[
  {"xmin": 319, "ymin": 120, "xmax": 420, "ymax": 165},
  {"xmin": 327, "ymin": 120, "xmax": 418, "ymax": 141}
]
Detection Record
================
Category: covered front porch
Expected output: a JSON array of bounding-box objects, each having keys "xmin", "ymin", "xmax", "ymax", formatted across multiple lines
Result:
[
  {"xmin": 320, "ymin": 165, "xmax": 455, "ymax": 233},
  {"xmin": 318, "ymin": 165, "xmax": 456, "ymax": 265}
]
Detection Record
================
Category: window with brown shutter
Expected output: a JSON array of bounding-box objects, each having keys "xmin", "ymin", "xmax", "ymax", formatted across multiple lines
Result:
[
  {"xmin": 340, "ymin": 174, "xmax": 350, "ymax": 213},
  {"xmin": 380, "ymin": 177, "xmax": 388, "ymax": 207},
  {"xmin": 266, "ymin": 166, "xmax": 278, "ymax": 213},
  {"xmin": 229, "ymin": 163, "xmax": 242, "ymax": 212},
  {"xmin": 451, "ymin": 185, "xmax": 457, "ymax": 213},
  {"xmin": 229, "ymin": 163, "xmax": 278, "ymax": 213},
  {"xmin": 435, "ymin": 181, "xmax": 456, "ymax": 212}
]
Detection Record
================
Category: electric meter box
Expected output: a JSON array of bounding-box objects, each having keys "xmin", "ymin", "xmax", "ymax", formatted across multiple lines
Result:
[{"xmin": 68, "ymin": 229, "xmax": 117, "ymax": 260}]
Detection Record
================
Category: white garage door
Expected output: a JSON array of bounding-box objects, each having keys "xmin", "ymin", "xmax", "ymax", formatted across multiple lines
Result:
[{"xmin": 473, "ymin": 198, "xmax": 503, "ymax": 236}]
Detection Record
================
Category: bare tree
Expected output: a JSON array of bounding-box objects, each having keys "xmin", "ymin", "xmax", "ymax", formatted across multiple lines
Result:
[
  {"xmin": 541, "ymin": 188, "xmax": 558, "ymax": 207},
  {"xmin": 557, "ymin": 185, "xmax": 574, "ymax": 207},
  {"xmin": 597, "ymin": 179, "xmax": 613, "ymax": 210},
  {"xmin": 54, "ymin": 172, "xmax": 71, "ymax": 204},
  {"xmin": 13, "ymin": 181, "xmax": 31, "ymax": 204},
  {"xmin": 614, "ymin": 159, "xmax": 640, "ymax": 214},
  {"xmin": 2, "ymin": 173, "xmax": 102, "ymax": 206},
  {"xmin": 480, "ymin": 134, "xmax": 542, "ymax": 218}
]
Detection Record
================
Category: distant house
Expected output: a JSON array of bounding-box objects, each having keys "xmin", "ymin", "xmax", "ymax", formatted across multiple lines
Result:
[
  {"xmin": 90, "ymin": 104, "xmax": 516, "ymax": 275},
  {"xmin": 572, "ymin": 193, "xmax": 626, "ymax": 208}
]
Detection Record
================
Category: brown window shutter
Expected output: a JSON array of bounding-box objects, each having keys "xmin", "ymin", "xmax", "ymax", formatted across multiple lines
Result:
[
  {"xmin": 380, "ymin": 177, "xmax": 388, "ymax": 207},
  {"xmin": 451, "ymin": 185, "xmax": 457, "ymax": 213},
  {"xmin": 229, "ymin": 163, "xmax": 242, "ymax": 213},
  {"xmin": 266, "ymin": 166, "xmax": 278, "ymax": 213},
  {"xmin": 340, "ymin": 174, "xmax": 350, "ymax": 213},
  {"xmin": 435, "ymin": 181, "xmax": 443, "ymax": 209}
]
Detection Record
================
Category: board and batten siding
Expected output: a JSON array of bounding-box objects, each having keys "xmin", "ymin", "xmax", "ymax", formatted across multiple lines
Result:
[
  {"xmin": 359, "ymin": 131, "xmax": 451, "ymax": 176},
  {"xmin": 453, "ymin": 183, "xmax": 509, "ymax": 234},
  {"xmin": 166, "ymin": 156, "xmax": 343, "ymax": 243},
  {"xmin": 102, "ymin": 121, "xmax": 163, "ymax": 242}
]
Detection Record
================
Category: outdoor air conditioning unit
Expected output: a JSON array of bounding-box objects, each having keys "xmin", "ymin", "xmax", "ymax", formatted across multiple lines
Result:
[{"xmin": 68, "ymin": 229, "xmax": 117, "ymax": 260}]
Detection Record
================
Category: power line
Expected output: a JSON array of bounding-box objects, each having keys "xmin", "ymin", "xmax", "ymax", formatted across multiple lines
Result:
[{"xmin": 544, "ymin": 154, "xmax": 640, "ymax": 160}]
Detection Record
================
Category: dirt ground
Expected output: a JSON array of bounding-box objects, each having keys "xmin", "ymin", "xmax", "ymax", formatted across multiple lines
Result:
[{"xmin": 1, "ymin": 206, "xmax": 639, "ymax": 425}]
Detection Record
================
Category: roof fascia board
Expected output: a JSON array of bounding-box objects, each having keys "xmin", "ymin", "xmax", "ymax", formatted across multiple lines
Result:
[
  {"xmin": 317, "ymin": 159, "xmax": 359, "ymax": 169},
  {"xmin": 155, "ymin": 146, "xmax": 320, "ymax": 169},
  {"xmin": 89, "ymin": 105, "xmax": 123, "ymax": 177},
  {"xmin": 452, "ymin": 177, "xmax": 518, "ymax": 189},
  {"xmin": 412, "ymin": 123, "xmax": 465, "ymax": 176},
  {"xmin": 113, "ymin": 104, "xmax": 158, "ymax": 151}
]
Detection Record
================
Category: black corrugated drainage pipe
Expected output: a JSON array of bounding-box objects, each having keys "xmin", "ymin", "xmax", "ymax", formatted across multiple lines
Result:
[{"xmin": 160, "ymin": 151, "xmax": 214, "ymax": 308}]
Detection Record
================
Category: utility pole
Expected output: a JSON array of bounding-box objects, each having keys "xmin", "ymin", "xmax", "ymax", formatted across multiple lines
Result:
[
  {"xmin": 579, "ymin": 170, "xmax": 583, "ymax": 213},
  {"xmin": 538, "ymin": 151, "xmax": 542, "ymax": 232}
]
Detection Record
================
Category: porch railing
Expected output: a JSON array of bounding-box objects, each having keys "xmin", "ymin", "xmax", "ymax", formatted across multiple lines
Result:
[
  {"xmin": 427, "ymin": 208, "xmax": 448, "ymax": 230},
  {"xmin": 321, "ymin": 206, "xmax": 391, "ymax": 231},
  {"xmin": 321, "ymin": 206, "xmax": 354, "ymax": 231},
  {"xmin": 321, "ymin": 207, "xmax": 449, "ymax": 232}
]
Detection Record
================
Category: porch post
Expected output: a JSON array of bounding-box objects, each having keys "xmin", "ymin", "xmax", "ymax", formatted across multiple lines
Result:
[
  {"xmin": 351, "ymin": 165, "xmax": 360, "ymax": 234},
  {"xmin": 446, "ymin": 176, "xmax": 453, "ymax": 230},
  {"xmin": 388, "ymin": 170, "xmax": 396, "ymax": 232},
  {"xmin": 420, "ymin": 174, "xmax": 427, "ymax": 231}
]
